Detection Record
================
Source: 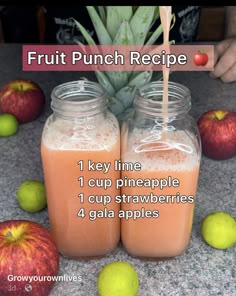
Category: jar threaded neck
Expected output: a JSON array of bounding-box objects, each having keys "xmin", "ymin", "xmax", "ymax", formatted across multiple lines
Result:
[
  {"xmin": 51, "ymin": 80, "xmax": 108, "ymax": 118},
  {"xmin": 134, "ymin": 81, "xmax": 191, "ymax": 117}
]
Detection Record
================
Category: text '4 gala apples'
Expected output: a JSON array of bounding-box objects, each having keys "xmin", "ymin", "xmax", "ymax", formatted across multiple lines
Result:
[
  {"xmin": 197, "ymin": 110, "xmax": 236, "ymax": 160},
  {"xmin": 0, "ymin": 79, "xmax": 45, "ymax": 123},
  {"xmin": 0, "ymin": 220, "xmax": 59, "ymax": 296}
]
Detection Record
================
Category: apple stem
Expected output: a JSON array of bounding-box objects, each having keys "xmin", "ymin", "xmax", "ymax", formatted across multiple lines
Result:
[
  {"xmin": 20, "ymin": 84, "xmax": 23, "ymax": 91},
  {"xmin": 6, "ymin": 231, "xmax": 15, "ymax": 242}
]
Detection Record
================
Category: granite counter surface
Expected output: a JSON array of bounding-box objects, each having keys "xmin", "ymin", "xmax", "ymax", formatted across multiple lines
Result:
[{"xmin": 0, "ymin": 44, "xmax": 235, "ymax": 296}]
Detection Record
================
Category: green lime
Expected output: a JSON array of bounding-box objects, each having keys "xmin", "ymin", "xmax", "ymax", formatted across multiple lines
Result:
[
  {"xmin": 97, "ymin": 261, "xmax": 139, "ymax": 296},
  {"xmin": 0, "ymin": 113, "xmax": 18, "ymax": 136},
  {"xmin": 16, "ymin": 180, "xmax": 47, "ymax": 213},
  {"xmin": 201, "ymin": 212, "xmax": 236, "ymax": 250}
]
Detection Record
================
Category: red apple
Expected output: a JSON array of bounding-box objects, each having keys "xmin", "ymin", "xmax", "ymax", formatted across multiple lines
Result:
[
  {"xmin": 193, "ymin": 50, "xmax": 208, "ymax": 66},
  {"xmin": 0, "ymin": 220, "xmax": 59, "ymax": 296},
  {"xmin": 197, "ymin": 109, "xmax": 236, "ymax": 160},
  {"xmin": 0, "ymin": 79, "xmax": 45, "ymax": 123}
]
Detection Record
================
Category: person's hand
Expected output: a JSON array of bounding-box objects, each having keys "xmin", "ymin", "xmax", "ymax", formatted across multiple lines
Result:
[{"xmin": 210, "ymin": 38, "xmax": 236, "ymax": 83}]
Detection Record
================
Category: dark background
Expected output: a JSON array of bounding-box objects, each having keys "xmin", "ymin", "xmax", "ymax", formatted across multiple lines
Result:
[{"xmin": 0, "ymin": 6, "xmax": 225, "ymax": 44}]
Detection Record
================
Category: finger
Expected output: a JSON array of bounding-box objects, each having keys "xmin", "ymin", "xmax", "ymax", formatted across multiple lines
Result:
[
  {"xmin": 220, "ymin": 62, "xmax": 236, "ymax": 83},
  {"xmin": 214, "ymin": 39, "xmax": 232, "ymax": 64},
  {"xmin": 212, "ymin": 41, "xmax": 236, "ymax": 78},
  {"xmin": 209, "ymin": 39, "xmax": 232, "ymax": 78}
]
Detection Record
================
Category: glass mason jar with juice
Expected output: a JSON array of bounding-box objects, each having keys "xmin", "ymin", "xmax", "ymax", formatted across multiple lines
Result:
[
  {"xmin": 41, "ymin": 80, "xmax": 120, "ymax": 259},
  {"xmin": 121, "ymin": 81, "xmax": 201, "ymax": 258}
]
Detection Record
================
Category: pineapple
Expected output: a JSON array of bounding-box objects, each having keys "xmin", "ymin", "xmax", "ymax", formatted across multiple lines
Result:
[{"xmin": 73, "ymin": 6, "xmax": 174, "ymax": 121}]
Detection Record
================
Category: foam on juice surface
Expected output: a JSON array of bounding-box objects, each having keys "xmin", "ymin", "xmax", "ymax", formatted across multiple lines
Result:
[
  {"xmin": 42, "ymin": 112, "xmax": 119, "ymax": 151},
  {"xmin": 124, "ymin": 129, "xmax": 200, "ymax": 171}
]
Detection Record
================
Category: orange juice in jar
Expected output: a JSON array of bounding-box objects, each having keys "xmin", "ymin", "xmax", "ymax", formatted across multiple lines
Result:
[
  {"xmin": 121, "ymin": 81, "xmax": 201, "ymax": 258},
  {"xmin": 41, "ymin": 81, "xmax": 120, "ymax": 259}
]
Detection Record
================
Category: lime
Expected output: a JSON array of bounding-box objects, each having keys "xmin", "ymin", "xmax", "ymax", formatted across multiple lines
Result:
[
  {"xmin": 0, "ymin": 113, "xmax": 18, "ymax": 136},
  {"xmin": 97, "ymin": 261, "xmax": 139, "ymax": 296},
  {"xmin": 201, "ymin": 212, "xmax": 236, "ymax": 249},
  {"xmin": 16, "ymin": 180, "xmax": 47, "ymax": 213}
]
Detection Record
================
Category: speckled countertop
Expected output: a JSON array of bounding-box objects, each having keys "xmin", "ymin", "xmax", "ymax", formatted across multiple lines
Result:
[{"xmin": 0, "ymin": 44, "xmax": 235, "ymax": 296}]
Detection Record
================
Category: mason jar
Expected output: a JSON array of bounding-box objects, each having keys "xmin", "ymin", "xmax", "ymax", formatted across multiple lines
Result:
[
  {"xmin": 41, "ymin": 80, "xmax": 120, "ymax": 259},
  {"xmin": 121, "ymin": 81, "xmax": 201, "ymax": 258}
]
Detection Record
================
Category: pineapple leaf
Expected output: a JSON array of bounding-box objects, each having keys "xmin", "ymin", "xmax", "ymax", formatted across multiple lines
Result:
[
  {"xmin": 108, "ymin": 96, "xmax": 126, "ymax": 117},
  {"xmin": 127, "ymin": 70, "xmax": 153, "ymax": 88},
  {"xmin": 108, "ymin": 71, "xmax": 153, "ymax": 117},
  {"xmin": 72, "ymin": 18, "xmax": 97, "ymax": 46},
  {"xmin": 115, "ymin": 6, "xmax": 133, "ymax": 21},
  {"xmin": 86, "ymin": 6, "xmax": 112, "ymax": 45},
  {"xmin": 151, "ymin": 6, "xmax": 160, "ymax": 27},
  {"xmin": 95, "ymin": 71, "xmax": 116, "ymax": 97},
  {"xmin": 112, "ymin": 21, "xmax": 135, "ymax": 81},
  {"xmin": 103, "ymin": 21, "xmax": 135, "ymax": 91},
  {"xmin": 73, "ymin": 39, "xmax": 87, "ymax": 52},
  {"xmin": 113, "ymin": 20, "xmax": 135, "ymax": 45},
  {"xmin": 106, "ymin": 7, "xmax": 133, "ymax": 40},
  {"xmin": 97, "ymin": 6, "xmax": 106, "ymax": 24},
  {"xmin": 113, "ymin": 71, "xmax": 153, "ymax": 112},
  {"xmin": 145, "ymin": 23, "xmax": 163, "ymax": 45},
  {"xmin": 115, "ymin": 85, "xmax": 137, "ymax": 110},
  {"xmin": 130, "ymin": 6, "xmax": 156, "ymax": 45},
  {"xmin": 105, "ymin": 71, "xmax": 129, "ymax": 92},
  {"xmin": 170, "ymin": 13, "xmax": 176, "ymax": 30},
  {"xmin": 106, "ymin": 7, "xmax": 120, "ymax": 39}
]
